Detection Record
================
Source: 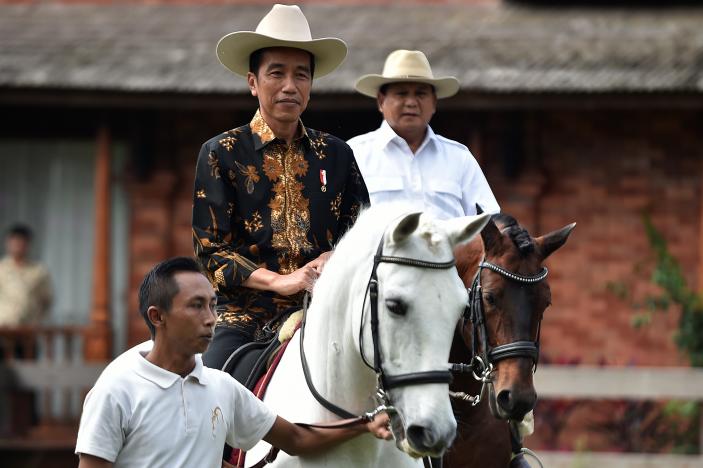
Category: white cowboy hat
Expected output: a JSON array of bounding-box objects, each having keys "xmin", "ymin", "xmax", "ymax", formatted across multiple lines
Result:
[
  {"xmin": 355, "ymin": 49, "xmax": 460, "ymax": 99},
  {"xmin": 216, "ymin": 4, "xmax": 347, "ymax": 78}
]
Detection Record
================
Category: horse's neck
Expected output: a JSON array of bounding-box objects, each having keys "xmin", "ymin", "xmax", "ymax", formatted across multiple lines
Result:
[
  {"xmin": 303, "ymin": 287, "xmax": 377, "ymax": 415},
  {"xmin": 454, "ymin": 236, "xmax": 484, "ymax": 283}
]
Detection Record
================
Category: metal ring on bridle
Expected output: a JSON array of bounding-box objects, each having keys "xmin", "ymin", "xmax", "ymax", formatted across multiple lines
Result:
[{"xmin": 470, "ymin": 355, "xmax": 490, "ymax": 381}]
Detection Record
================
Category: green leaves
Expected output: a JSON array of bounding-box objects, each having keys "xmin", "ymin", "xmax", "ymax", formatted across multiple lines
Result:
[{"xmin": 642, "ymin": 214, "xmax": 703, "ymax": 367}]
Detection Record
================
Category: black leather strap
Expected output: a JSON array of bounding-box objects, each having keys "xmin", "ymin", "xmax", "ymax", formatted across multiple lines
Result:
[
  {"xmin": 299, "ymin": 293, "xmax": 357, "ymax": 420},
  {"xmin": 383, "ymin": 371, "xmax": 453, "ymax": 390},
  {"xmin": 375, "ymin": 255, "xmax": 455, "ymax": 269},
  {"xmin": 488, "ymin": 341, "xmax": 539, "ymax": 364}
]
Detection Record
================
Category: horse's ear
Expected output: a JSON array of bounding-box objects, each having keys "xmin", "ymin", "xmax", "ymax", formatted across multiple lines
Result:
[
  {"xmin": 480, "ymin": 217, "xmax": 502, "ymax": 254},
  {"xmin": 390, "ymin": 211, "xmax": 423, "ymax": 244},
  {"xmin": 445, "ymin": 213, "xmax": 491, "ymax": 246},
  {"xmin": 535, "ymin": 222, "xmax": 576, "ymax": 260}
]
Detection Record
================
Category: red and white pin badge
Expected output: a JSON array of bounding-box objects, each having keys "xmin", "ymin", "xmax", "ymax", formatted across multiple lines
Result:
[{"xmin": 319, "ymin": 169, "xmax": 327, "ymax": 192}]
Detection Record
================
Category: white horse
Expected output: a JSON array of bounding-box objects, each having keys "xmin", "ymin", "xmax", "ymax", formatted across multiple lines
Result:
[{"xmin": 246, "ymin": 205, "xmax": 490, "ymax": 468}]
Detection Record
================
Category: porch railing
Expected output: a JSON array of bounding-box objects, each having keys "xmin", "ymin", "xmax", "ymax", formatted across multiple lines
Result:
[
  {"xmin": 0, "ymin": 325, "xmax": 106, "ymax": 448},
  {"xmin": 533, "ymin": 365, "xmax": 703, "ymax": 468}
]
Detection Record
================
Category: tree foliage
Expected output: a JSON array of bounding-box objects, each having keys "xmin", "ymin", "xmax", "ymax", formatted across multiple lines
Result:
[{"xmin": 643, "ymin": 216, "xmax": 703, "ymax": 367}]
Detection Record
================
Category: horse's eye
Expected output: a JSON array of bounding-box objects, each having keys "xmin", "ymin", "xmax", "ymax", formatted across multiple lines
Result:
[
  {"xmin": 385, "ymin": 299, "xmax": 407, "ymax": 316},
  {"xmin": 483, "ymin": 292, "xmax": 496, "ymax": 306}
]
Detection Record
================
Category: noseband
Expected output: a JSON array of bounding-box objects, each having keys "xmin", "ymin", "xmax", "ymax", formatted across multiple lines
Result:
[
  {"xmin": 300, "ymin": 231, "xmax": 456, "ymax": 421},
  {"xmin": 464, "ymin": 259, "xmax": 548, "ymax": 380}
]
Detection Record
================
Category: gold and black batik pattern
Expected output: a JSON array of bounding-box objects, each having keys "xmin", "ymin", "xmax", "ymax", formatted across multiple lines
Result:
[{"xmin": 192, "ymin": 109, "xmax": 369, "ymax": 334}]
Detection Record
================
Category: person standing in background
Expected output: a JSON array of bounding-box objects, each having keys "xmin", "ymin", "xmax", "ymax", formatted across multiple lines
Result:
[{"xmin": 0, "ymin": 224, "xmax": 52, "ymax": 326}]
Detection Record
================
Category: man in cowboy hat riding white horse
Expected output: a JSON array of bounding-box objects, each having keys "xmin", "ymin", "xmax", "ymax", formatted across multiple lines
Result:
[
  {"xmin": 348, "ymin": 49, "xmax": 499, "ymax": 218},
  {"xmin": 193, "ymin": 5, "xmax": 369, "ymax": 372}
]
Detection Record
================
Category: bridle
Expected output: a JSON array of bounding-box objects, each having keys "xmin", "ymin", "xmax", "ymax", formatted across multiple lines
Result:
[
  {"xmin": 459, "ymin": 258, "xmax": 549, "ymax": 397},
  {"xmin": 444, "ymin": 256, "xmax": 549, "ymax": 468},
  {"xmin": 300, "ymin": 231, "xmax": 457, "ymax": 421}
]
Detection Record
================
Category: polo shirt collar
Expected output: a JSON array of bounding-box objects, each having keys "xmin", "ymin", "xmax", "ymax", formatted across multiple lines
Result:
[
  {"xmin": 378, "ymin": 120, "xmax": 438, "ymax": 153},
  {"xmin": 134, "ymin": 352, "xmax": 209, "ymax": 389},
  {"xmin": 190, "ymin": 354, "xmax": 209, "ymax": 385},
  {"xmin": 250, "ymin": 109, "xmax": 309, "ymax": 151}
]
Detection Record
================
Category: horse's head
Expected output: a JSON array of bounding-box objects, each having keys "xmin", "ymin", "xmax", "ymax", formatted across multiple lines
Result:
[
  {"xmin": 364, "ymin": 211, "xmax": 491, "ymax": 458},
  {"xmin": 456, "ymin": 214, "xmax": 575, "ymax": 422}
]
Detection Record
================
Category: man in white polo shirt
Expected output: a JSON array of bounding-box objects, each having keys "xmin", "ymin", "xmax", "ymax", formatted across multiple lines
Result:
[
  {"xmin": 75, "ymin": 257, "xmax": 390, "ymax": 468},
  {"xmin": 347, "ymin": 49, "xmax": 500, "ymax": 218}
]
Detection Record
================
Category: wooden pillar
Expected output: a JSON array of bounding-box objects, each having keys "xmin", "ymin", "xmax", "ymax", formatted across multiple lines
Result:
[
  {"xmin": 84, "ymin": 124, "xmax": 113, "ymax": 361},
  {"xmin": 126, "ymin": 170, "xmax": 178, "ymax": 347},
  {"xmin": 699, "ymin": 161, "xmax": 703, "ymax": 292}
]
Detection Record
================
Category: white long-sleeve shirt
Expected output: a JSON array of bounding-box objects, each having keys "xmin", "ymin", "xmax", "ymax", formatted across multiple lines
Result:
[{"xmin": 348, "ymin": 120, "xmax": 500, "ymax": 219}]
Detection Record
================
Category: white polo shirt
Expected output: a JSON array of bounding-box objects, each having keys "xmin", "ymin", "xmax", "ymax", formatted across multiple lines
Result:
[
  {"xmin": 348, "ymin": 120, "xmax": 500, "ymax": 219},
  {"xmin": 75, "ymin": 346, "xmax": 276, "ymax": 468}
]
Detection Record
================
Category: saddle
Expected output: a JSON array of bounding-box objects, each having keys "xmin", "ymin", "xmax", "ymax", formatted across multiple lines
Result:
[
  {"xmin": 221, "ymin": 311, "xmax": 300, "ymax": 390},
  {"xmin": 222, "ymin": 334, "xmax": 282, "ymax": 390}
]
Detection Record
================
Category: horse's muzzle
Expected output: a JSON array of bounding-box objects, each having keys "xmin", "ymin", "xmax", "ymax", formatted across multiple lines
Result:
[
  {"xmin": 393, "ymin": 415, "xmax": 456, "ymax": 458},
  {"xmin": 488, "ymin": 383, "xmax": 536, "ymax": 421}
]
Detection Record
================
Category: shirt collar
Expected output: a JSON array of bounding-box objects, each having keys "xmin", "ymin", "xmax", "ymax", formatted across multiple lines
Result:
[
  {"xmin": 378, "ymin": 120, "xmax": 437, "ymax": 153},
  {"xmin": 134, "ymin": 352, "xmax": 208, "ymax": 389},
  {"xmin": 249, "ymin": 109, "xmax": 309, "ymax": 151},
  {"xmin": 378, "ymin": 120, "xmax": 400, "ymax": 147},
  {"xmin": 417, "ymin": 124, "xmax": 438, "ymax": 153}
]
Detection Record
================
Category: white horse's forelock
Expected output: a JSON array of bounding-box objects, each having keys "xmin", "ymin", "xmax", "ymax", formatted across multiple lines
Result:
[{"xmin": 312, "ymin": 203, "xmax": 440, "ymax": 298}]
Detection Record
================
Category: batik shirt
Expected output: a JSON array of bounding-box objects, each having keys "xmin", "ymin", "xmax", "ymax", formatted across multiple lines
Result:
[{"xmin": 193, "ymin": 110, "xmax": 369, "ymax": 335}]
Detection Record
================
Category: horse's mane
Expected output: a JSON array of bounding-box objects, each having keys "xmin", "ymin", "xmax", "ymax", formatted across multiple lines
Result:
[{"xmin": 492, "ymin": 213, "xmax": 534, "ymax": 255}]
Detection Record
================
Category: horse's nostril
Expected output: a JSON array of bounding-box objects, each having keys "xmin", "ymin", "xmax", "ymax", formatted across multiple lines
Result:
[
  {"xmin": 497, "ymin": 389, "xmax": 535, "ymax": 420},
  {"xmin": 497, "ymin": 389, "xmax": 513, "ymax": 412},
  {"xmin": 406, "ymin": 425, "xmax": 440, "ymax": 452}
]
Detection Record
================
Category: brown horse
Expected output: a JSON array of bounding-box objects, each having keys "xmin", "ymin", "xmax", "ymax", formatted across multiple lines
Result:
[{"xmin": 443, "ymin": 213, "xmax": 575, "ymax": 468}]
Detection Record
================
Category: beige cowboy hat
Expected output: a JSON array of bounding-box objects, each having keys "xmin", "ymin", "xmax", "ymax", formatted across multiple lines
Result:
[
  {"xmin": 355, "ymin": 49, "xmax": 460, "ymax": 99},
  {"xmin": 216, "ymin": 4, "xmax": 347, "ymax": 78}
]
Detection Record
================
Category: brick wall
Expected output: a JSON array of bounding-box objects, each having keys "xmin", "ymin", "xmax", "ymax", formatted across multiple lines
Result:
[
  {"xmin": 482, "ymin": 110, "xmax": 703, "ymax": 367},
  {"xmin": 125, "ymin": 105, "xmax": 703, "ymax": 366}
]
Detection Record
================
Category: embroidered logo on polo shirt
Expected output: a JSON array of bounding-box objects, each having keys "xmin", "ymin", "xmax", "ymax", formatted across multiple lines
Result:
[{"xmin": 211, "ymin": 406, "xmax": 223, "ymax": 438}]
